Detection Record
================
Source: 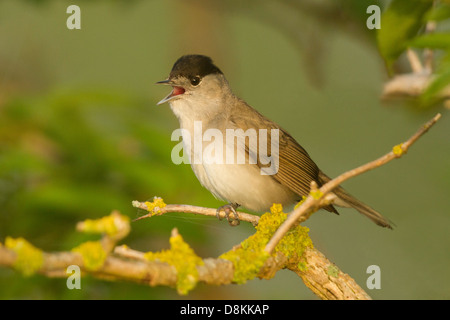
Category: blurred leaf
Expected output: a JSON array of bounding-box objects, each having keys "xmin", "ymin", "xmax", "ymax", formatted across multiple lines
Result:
[
  {"xmin": 377, "ymin": 0, "xmax": 433, "ymax": 71},
  {"xmin": 409, "ymin": 33, "xmax": 450, "ymax": 49},
  {"xmin": 425, "ymin": 4, "xmax": 450, "ymax": 21},
  {"xmin": 0, "ymin": 88, "xmax": 208, "ymax": 242},
  {"xmin": 423, "ymin": 70, "xmax": 450, "ymax": 101},
  {"xmin": 421, "ymin": 52, "xmax": 450, "ymax": 105}
]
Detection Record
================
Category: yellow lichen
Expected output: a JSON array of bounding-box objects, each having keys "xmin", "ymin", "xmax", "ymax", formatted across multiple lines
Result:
[
  {"xmin": 310, "ymin": 189, "xmax": 324, "ymax": 200},
  {"xmin": 72, "ymin": 241, "xmax": 107, "ymax": 271},
  {"xmin": 294, "ymin": 196, "xmax": 307, "ymax": 210},
  {"xmin": 393, "ymin": 143, "xmax": 404, "ymax": 156},
  {"xmin": 219, "ymin": 204, "xmax": 313, "ymax": 284},
  {"xmin": 144, "ymin": 197, "xmax": 167, "ymax": 215},
  {"xmin": 219, "ymin": 240, "xmax": 269, "ymax": 285},
  {"xmin": 78, "ymin": 211, "xmax": 130, "ymax": 237},
  {"xmin": 144, "ymin": 233, "xmax": 203, "ymax": 295},
  {"xmin": 5, "ymin": 237, "xmax": 44, "ymax": 276}
]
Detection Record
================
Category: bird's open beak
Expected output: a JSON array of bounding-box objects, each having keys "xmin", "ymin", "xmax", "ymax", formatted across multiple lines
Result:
[
  {"xmin": 156, "ymin": 79, "xmax": 171, "ymax": 85},
  {"xmin": 156, "ymin": 79, "xmax": 185, "ymax": 105}
]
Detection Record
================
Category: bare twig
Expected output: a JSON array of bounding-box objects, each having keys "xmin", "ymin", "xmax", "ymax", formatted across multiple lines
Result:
[
  {"xmin": 407, "ymin": 49, "xmax": 423, "ymax": 73},
  {"xmin": 132, "ymin": 201, "xmax": 260, "ymax": 226},
  {"xmin": 264, "ymin": 113, "xmax": 441, "ymax": 255},
  {"xmin": 382, "ymin": 72, "xmax": 450, "ymax": 102},
  {"xmin": 424, "ymin": 20, "xmax": 436, "ymax": 73},
  {"xmin": 382, "ymin": 72, "xmax": 433, "ymax": 99},
  {"xmin": 424, "ymin": 0, "xmax": 437, "ymax": 73}
]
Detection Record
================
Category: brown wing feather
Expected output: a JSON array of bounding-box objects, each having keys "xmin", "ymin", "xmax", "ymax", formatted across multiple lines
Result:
[
  {"xmin": 275, "ymin": 131, "xmax": 339, "ymax": 214},
  {"xmin": 228, "ymin": 100, "xmax": 338, "ymax": 213}
]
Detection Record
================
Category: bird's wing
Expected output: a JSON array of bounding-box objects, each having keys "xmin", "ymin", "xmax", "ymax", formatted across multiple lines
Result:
[
  {"xmin": 227, "ymin": 101, "xmax": 339, "ymax": 214},
  {"xmin": 228, "ymin": 102, "xmax": 320, "ymax": 199}
]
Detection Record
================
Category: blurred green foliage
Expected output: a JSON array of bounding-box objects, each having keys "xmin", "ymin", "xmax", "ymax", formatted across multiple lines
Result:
[
  {"xmin": 377, "ymin": 0, "xmax": 433, "ymax": 70},
  {"xmin": 378, "ymin": 0, "xmax": 450, "ymax": 106},
  {"xmin": 0, "ymin": 87, "xmax": 220, "ymax": 298},
  {"xmin": 0, "ymin": 87, "xmax": 210, "ymax": 240}
]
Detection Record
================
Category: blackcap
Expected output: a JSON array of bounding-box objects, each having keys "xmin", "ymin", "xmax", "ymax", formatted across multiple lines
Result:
[{"xmin": 156, "ymin": 54, "xmax": 392, "ymax": 228}]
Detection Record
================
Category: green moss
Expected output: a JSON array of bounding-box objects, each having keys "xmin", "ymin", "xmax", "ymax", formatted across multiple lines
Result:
[
  {"xmin": 219, "ymin": 204, "xmax": 313, "ymax": 284},
  {"xmin": 327, "ymin": 265, "xmax": 339, "ymax": 278},
  {"xmin": 297, "ymin": 261, "xmax": 308, "ymax": 272},
  {"xmin": 5, "ymin": 237, "xmax": 44, "ymax": 276},
  {"xmin": 144, "ymin": 233, "xmax": 203, "ymax": 295},
  {"xmin": 72, "ymin": 240, "xmax": 107, "ymax": 271},
  {"xmin": 219, "ymin": 240, "xmax": 269, "ymax": 285}
]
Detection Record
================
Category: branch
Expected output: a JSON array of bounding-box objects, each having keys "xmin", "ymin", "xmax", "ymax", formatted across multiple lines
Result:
[
  {"xmin": 132, "ymin": 200, "xmax": 260, "ymax": 226},
  {"xmin": 0, "ymin": 221, "xmax": 368, "ymax": 299},
  {"xmin": 131, "ymin": 200, "xmax": 372, "ymax": 299},
  {"xmin": 423, "ymin": 19, "xmax": 436, "ymax": 73},
  {"xmin": 0, "ymin": 203, "xmax": 372, "ymax": 299},
  {"xmin": 113, "ymin": 241, "xmax": 371, "ymax": 300},
  {"xmin": 127, "ymin": 114, "xmax": 440, "ymax": 298},
  {"xmin": 382, "ymin": 72, "xmax": 450, "ymax": 108},
  {"xmin": 382, "ymin": 72, "xmax": 433, "ymax": 98},
  {"xmin": 264, "ymin": 113, "xmax": 441, "ymax": 254},
  {"xmin": 406, "ymin": 49, "xmax": 424, "ymax": 74},
  {"xmin": 0, "ymin": 115, "xmax": 440, "ymax": 299},
  {"xmin": 115, "ymin": 226, "xmax": 371, "ymax": 299},
  {"xmin": 0, "ymin": 241, "xmax": 178, "ymax": 286},
  {"xmin": 291, "ymin": 247, "xmax": 371, "ymax": 300}
]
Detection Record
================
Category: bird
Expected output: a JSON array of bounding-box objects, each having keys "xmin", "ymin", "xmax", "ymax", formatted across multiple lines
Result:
[{"xmin": 156, "ymin": 54, "xmax": 392, "ymax": 228}]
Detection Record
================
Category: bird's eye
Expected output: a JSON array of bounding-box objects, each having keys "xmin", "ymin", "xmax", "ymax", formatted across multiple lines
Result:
[{"xmin": 190, "ymin": 76, "xmax": 201, "ymax": 86}]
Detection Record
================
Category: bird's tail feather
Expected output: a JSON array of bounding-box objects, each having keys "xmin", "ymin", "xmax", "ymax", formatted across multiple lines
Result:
[{"xmin": 318, "ymin": 171, "xmax": 393, "ymax": 229}]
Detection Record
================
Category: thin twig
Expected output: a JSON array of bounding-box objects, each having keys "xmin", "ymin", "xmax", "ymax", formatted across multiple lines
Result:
[
  {"xmin": 381, "ymin": 73, "xmax": 433, "ymax": 99},
  {"xmin": 424, "ymin": 20, "xmax": 436, "ymax": 73},
  {"xmin": 132, "ymin": 201, "xmax": 260, "ymax": 226},
  {"xmin": 264, "ymin": 113, "xmax": 441, "ymax": 254},
  {"xmin": 407, "ymin": 49, "xmax": 423, "ymax": 73},
  {"xmin": 424, "ymin": 1, "xmax": 437, "ymax": 73}
]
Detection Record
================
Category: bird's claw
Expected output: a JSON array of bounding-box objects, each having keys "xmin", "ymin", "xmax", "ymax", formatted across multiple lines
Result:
[{"xmin": 216, "ymin": 203, "xmax": 240, "ymax": 226}]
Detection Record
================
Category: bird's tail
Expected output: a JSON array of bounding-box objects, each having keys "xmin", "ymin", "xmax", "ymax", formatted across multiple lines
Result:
[{"xmin": 318, "ymin": 171, "xmax": 393, "ymax": 229}]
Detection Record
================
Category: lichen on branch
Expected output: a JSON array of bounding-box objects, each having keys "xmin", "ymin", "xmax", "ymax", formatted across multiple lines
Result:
[
  {"xmin": 220, "ymin": 204, "xmax": 313, "ymax": 284},
  {"xmin": 4, "ymin": 237, "xmax": 43, "ymax": 276},
  {"xmin": 144, "ymin": 229, "xmax": 203, "ymax": 295}
]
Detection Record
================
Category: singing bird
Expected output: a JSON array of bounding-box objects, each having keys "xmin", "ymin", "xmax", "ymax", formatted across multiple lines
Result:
[{"xmin": 156, "ymin": 55, "xmax": 392, "ymax": 228}]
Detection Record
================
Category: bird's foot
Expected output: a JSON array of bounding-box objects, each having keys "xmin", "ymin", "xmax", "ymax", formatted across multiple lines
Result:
[{"xmin": 216, "ymin": 203, "xmax": 240, "ymax": 226}]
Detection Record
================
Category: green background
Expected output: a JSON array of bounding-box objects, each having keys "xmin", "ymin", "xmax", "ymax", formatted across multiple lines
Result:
[{"xmin": 0, "ymin": 0, "xmax": 449, "ymax": 299}]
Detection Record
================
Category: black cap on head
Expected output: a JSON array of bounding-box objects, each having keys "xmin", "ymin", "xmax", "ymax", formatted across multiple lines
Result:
[{"xmin": 169, "ymin": 55, "xmax": 223, "ymax": 80}]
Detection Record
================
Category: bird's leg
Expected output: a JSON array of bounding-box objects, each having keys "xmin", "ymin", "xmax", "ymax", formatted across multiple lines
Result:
[{"xmin": 216, "ymin": 203, "xmax": 240, "ymax": 226}]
